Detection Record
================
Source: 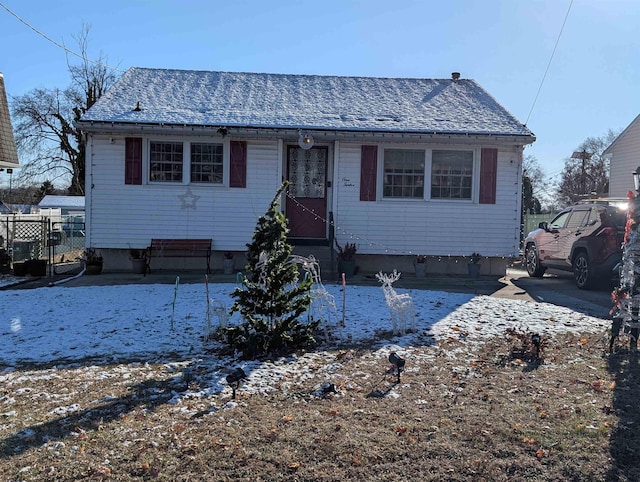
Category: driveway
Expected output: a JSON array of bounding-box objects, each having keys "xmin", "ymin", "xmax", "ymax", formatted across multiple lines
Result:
[{"xmin": 497, "ymin": 267, "xmax": 613, "ymax": 319}]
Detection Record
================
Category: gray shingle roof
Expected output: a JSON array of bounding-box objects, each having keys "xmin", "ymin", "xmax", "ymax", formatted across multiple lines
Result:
[
  {"xmin": 0, "ymin": 73, "xmax": 19, "ymax": 168},
  {"xmin": 81, "ymin": 67, "xmax": 534, "ymax": 139}
]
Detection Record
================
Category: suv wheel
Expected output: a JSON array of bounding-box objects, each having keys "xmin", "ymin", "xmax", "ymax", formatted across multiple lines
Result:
[
  {"xmin": 525, "ymin": 245, "xmax": 545, "ymax": 277},
  {"xmin": 573, "ymin": 252, "xmax": 594, "ymax": 290}
]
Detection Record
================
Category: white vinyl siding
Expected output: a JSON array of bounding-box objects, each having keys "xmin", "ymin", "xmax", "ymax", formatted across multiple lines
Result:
[
  {"xmin": 86, "ymin": 135, "xmax": 280, "ymax": 251},
  {"xmin": 86, "ymin": 133, "xmax": 523, "ymax": 259},
  {"xmin": 334, "ymin": 142, "xmax": 522, "ymax": 258},
  {"xmin": 608, "ymin": 117, "xmax": 640, "ymax": 197}
]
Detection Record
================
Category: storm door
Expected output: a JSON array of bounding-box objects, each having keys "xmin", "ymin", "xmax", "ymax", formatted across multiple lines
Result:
[{"xmin": 286, "ymin": 146, "xmax": 328, "ymax": 238}]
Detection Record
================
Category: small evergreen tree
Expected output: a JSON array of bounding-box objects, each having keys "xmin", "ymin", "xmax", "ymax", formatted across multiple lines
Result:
[{"xmin": 226, "ymin": 182, "xmax": 317, "ymax": 357}]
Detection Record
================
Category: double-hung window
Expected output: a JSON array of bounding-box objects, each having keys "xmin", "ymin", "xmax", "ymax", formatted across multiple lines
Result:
[
  {"xmin": 430, "ymin": 150, "xmax": 473, "ymax": 200},
  {"xmin": 147, "ymin": 140, "xmax": 226, "ymax": 184},
  {"xmin": 383, "ymin": 149, "xmax": 425, "ymax": 199},
  {"xmin": 191, "ymin": 142, "xmax": 223, "ymax": 183},
  {"xmin": 149, "ymin": 141, "xmax": 183, "ymax": 182},
  {"xmin": 378, "ymin": 147, "xmax": 476, "ymax": 201}
]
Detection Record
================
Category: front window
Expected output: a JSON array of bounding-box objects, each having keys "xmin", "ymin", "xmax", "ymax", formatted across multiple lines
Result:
[
  {"xmin": 191, "ymin": 143, "xmax": 223, "ymax": 183},
  {"xmin": 431, "ymin": 150, "xmax": 473, "ymax": 199},
  {"xmin": 383, "ymin": 149, "xmax": 425, "ymax": 198},
  {"xmin": 150, "ymin": 141, "xmax": 183, "ymax": 182}
]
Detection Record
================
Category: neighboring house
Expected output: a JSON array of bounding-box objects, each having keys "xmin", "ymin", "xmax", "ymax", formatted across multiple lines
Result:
[
  {"xmin": 604, "ymin": 114, "xmax": 640, "ymax": 198},
  {"xmin": 0, "ymin": 72, "xmax": 19, "ymax": 251},
  {"xmin": 37, "ymin": 195, "xmax": 85, "ymax": 216},
  {"xmin": 78, "ymin": 68, "xmax": 535, "ymax": 274},
  {"xmin": 0, "ymin": 72, "xmax": 19, "ymax": 171}
]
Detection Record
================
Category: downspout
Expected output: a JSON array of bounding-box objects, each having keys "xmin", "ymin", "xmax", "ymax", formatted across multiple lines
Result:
[
  {"xmin": 85, "ymin": 132, "xmax": 93, "ymax": 248},
  {"xmin": 331, "ymin": 140, "xmax": 340, "ymax": 272},
  {"xmin": 516, "ymin": 147, "xmax": 525, "ymax": 255},
  {"xmin": 49, "ymin": 266, "xmax": 86, "ymax": 286}
]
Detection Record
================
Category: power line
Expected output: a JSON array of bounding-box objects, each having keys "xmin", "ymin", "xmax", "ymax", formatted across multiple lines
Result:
[
  {"xmin": 0, "ymin": 1, "xmax": 124, "ymax": 73},
  {"xmin": 525, "ymin": 0, "xmax": 574, "ymax": 126}
]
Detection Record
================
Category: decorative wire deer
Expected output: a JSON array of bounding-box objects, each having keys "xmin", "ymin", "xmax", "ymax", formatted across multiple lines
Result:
[
  {"xmin": 255, "ymin": 251, "xmax": 339, "ymax": 335},
  {"xmin": 376, "ymin": 270, "xmax": 416, "ymax": 335},
  {"xmin": 289, "ymin": 254, "xmax": 340, "ymax": 332}
]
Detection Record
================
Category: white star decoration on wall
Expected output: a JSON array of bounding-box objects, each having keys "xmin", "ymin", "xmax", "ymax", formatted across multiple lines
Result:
[{"xmin": 178, "ymin": 188, "xmax": 200, "ymax": 210}]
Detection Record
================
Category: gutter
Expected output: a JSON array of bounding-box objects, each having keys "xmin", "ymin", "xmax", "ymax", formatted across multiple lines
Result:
[{"xmin": 76, "ymin": 121, "xmax": 536, "ymax": 146}]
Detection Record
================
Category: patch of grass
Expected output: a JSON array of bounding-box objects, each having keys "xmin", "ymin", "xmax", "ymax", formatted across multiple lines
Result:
[{"xmin": 2, "ymin": 331, "xmax": 640, "ymax": 481}]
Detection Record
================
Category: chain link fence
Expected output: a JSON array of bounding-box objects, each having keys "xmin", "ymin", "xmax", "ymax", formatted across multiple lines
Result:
[{"xmin": 0, "ymin": 215, "xmax": 85, "ymax": 276}]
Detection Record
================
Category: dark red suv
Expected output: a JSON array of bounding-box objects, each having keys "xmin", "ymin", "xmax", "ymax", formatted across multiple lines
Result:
[{"xmin": 524, "ymin": 200, "xmax": 626, "ymax": 289}]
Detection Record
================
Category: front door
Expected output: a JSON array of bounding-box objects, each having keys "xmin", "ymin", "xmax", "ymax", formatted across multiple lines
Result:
[{"xmin": 286, "ymin": 146, "xmax": 328, "ymax": 238}]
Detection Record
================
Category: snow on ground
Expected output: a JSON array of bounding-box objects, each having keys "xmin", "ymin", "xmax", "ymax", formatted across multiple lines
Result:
[{"xmin": 0, "ymin": 277, "xmax": 611, "ymax": 403}]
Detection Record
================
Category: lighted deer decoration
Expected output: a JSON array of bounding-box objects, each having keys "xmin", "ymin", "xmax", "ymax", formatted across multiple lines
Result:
[
  {"xmin": 289, "ymin": 254, "xmax": 340, "ymax": 332},
  {"xmin": 375, "ymin": 270, "xmax": 416, "ymax": 335},
  {"xmin": 255, "ymin": 251, "xmax": 339, "ymax": 334}
]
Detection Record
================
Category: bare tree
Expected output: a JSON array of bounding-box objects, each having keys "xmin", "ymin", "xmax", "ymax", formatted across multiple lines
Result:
[
  {"xmin": 10, "ymin": 25, "xmax": 117, "ymax": 194},
  {"xmin": 555, "ymin": 129, "xmax": 619, "ymax": 206},
  {"xmin": 522, "ymin": 155, "xmax": 545, "ymax": 214}
]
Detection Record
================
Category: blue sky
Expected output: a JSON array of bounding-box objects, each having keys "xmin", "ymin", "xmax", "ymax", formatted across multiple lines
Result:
[{"xmin": 1, "ymin": 0, "xmax": 638, "ymax": 195}]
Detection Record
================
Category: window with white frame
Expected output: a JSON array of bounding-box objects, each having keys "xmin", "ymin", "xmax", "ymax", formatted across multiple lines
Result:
[
  {"xmin": 430, "ymin": 150, "xmax": 473, "ymax": 200},
  {"xmin": 148, "ymin": 140, "xmax": 226, "ymax": 184},
  {"xmin": 191, "ymin": 142, "xmax": 223, "ymax": 183},
  {"xmin": 149, "ymin": 141, "xmax": 183, "ymax": 182},
  {"xmin": 383, "ymin": 149, "xmax": 425, "ymax": 199}
]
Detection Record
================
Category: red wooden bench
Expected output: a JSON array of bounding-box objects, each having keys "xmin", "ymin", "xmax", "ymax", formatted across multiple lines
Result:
[{"xmin": 146, "ymin": 239, "xmax": 212, "ymax": 274}]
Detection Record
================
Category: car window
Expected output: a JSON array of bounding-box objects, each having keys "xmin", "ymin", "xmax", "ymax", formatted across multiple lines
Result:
[
  {"xmin": 586, "ymin": 208, "xmax": 600, "ymax": 226},
  {"xmin": 606, "ymin": 208, "xmax": 627, "ymax": 227},
  {"xmin": 549, "ymin": 211, "xmax": 571, "ymax": 230},
  {"xmin": 565, "ymin": 210, "xmax": 589, "ymax": 228}
]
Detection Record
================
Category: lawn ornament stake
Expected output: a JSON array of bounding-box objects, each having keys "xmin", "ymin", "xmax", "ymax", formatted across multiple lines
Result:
[
  {"xmin": 388, "ymin": 351, "xmax": 406, "ymax": 384},
  {"xmin": 376, "ymin": 270, "xmax": 416, "ymax": 335},
  {"xmin": 171, "ymin": 276, "xmax": 180, "ymax": 330},
  {"xmin": 226, "ymin": 367, "xmax": 247, "ymax": 399}
]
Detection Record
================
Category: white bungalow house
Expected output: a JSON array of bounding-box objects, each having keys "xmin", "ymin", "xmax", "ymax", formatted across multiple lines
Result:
[
  {"xmin": 78, "ymin": 68, "xmax": 535, "ymax": 275},
  {"xmin": 603, "ymin": 114, "xmax": 640, "ymax": 198}
]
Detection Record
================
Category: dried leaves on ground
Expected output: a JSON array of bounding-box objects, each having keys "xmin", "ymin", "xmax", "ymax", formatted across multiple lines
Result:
[{"xmin": 2, "ymin": 330, "xmax": 640, "ymax": 481}]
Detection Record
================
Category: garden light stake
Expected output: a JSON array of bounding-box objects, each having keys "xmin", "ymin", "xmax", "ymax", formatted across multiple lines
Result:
[{"xmin": 171, "ymin": 276, "xmax": 180, "ymax": 330}]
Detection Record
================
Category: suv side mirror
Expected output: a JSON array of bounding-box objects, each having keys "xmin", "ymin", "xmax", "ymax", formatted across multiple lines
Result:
[{"xmin": 538, "ymin": 222, "xmax": 549, "ymax": 231}]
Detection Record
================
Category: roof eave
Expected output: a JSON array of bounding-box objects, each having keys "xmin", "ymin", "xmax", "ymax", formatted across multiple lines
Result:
[
  {"xmin": 0, "ymin": 160, "xmax": 20, "ymax": 169},
  {"xmin": 78, "ymin": 120, "xmax": 535, "ymax": 145}
]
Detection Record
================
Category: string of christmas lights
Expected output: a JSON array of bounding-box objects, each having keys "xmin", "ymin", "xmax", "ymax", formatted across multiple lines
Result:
[{"xmin": 284, "ymin": 190, "xmax": 519, "ymax": 262}]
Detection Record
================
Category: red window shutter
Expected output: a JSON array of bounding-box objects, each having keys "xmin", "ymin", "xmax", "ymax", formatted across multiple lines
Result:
[
  {"xmin": 125, "ymin": 137, "xmax": 142, "ymax": 185},
  {"xmin": 479, "ymin": 148, "xmax": 498, "ymax": 204},
  {"xmin": 360, "ymin": 145, "xmax": 377, "ymax": 201},
  {"xmin": 229, "ymin": 141, "xmax": 247, "ymax": 188}
]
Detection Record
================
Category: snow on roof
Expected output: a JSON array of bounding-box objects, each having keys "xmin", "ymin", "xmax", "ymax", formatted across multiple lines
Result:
[
  {"xmin": 38, "ymin": 195, "xmax": 85, "ymax": 209},
  {"xmin": 81, "ymin": 68, "xmax": 534, "ymax": 139}
]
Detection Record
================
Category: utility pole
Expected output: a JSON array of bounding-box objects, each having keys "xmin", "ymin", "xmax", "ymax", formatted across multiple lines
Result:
[
  {"xmin": 571, "ymin": 149, "xmax": 592, "ymax": 198},
  {"xmin": 6, "ymin": 168, "xmax": 12, "ymax": 202}
]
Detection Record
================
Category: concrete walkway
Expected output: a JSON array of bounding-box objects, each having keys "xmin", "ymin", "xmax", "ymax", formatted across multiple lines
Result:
[
  {"xmin": 5, "ymin": 266, "xmax": 615, "ymax": 318},
  {"xmin": 4, "ymin": 267, "xmax": 512, "ymax": 296}
]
